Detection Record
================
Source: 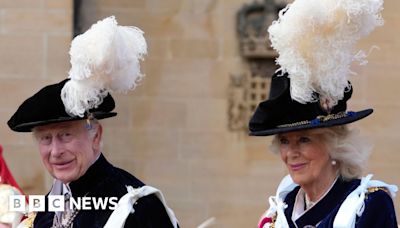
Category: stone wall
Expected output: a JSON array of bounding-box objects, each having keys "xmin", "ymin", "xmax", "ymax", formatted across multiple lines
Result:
[
  {"xmin": 0, "ymin": 0, "xmax": 72, "ymax": 192},
  {"xmin": 0, "ymin": 0, "xmax": 398, "ymax": 227}
]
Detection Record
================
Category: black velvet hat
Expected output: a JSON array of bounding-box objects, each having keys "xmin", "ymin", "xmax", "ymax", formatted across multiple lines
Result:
[
  {"xmin": 7, "ymin": 79, "xmax": 117, "ymax": 132},
  {"xmin": 248, "ymin": 72, "xmax": 373, "ymax": 136}
]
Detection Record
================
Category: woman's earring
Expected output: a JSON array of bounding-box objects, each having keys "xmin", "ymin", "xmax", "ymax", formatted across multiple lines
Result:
[{"xmin": 331, "ymin": 160, "xmax": 337, "ymax": 166}]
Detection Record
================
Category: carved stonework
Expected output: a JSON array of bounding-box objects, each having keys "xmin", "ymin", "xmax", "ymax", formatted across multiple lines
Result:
[
  {"xmin": 245, "ymin": 60, "xmax": 276, "ymax": 120},
  {"xmin": 228, "ymin": 0, "xmax": 286, "ymax": 132},
  {"xmin": 228, "ymin": 73, "xmax": 247, "ymax": 131},
  {"xmin": 237, "ymin": 0, "xmax": 285, "ymax": 58}
]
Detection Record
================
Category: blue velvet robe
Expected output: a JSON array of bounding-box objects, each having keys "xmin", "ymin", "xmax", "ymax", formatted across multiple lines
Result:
[
  {"xmin": 33, "ymin": 154, "xmax": 176, "ymax": 228},
  {"xmin": 283, "ymin": 178, "xmax": 398, "ymax": 228}
]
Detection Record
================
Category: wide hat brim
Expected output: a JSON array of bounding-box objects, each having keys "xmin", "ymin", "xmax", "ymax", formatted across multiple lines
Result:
[
  {"xmin": 249, "ymin": 109, "xmax": 372, "ymax": 136},
  {"xmin": 10, "ymin": 112, "xmax": 117, "ymax": 133},
  {"xmin": 8, "ymin": 79, "xmax": 117, "ymax": 132},
  {"xmin": 248, "ymin": 73, "xmax": 373, "ymax": 136}
]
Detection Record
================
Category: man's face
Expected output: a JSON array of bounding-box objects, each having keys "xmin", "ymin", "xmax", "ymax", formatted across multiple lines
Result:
[{"xmin": 33, "ymin": 120, "xmax": 102, "ymax": 183}]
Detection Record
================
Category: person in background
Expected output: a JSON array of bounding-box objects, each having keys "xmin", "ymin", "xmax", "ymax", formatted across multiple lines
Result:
[
  {"xmin": 249, "ymin": 0, "xmax": 398, "ymax": 227},
  {"xmin": 0, "ymin": 145, "xmax": 25, "ymax": 228},
  {"xmin": 8, "ymin": 16, "xmax": 178, "ymax": 228}
]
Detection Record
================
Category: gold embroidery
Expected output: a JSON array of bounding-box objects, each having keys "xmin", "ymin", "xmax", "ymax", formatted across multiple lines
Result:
[
  {"xmin": 365, "ymin": 187, "xmax": 389, "ymax": 200},
  {"xmin": 278, "ymin": 120, "xmax": 310, "ymax": 128},
  {"xmin": 316, "ymin": 112, "xmax": 347, "ymax": 122},
  {"xmin": 19, "ymin": 212, "xmax": 36, "ymax": 228},
  {"xmin": 269, "ymin": 213, "xmax": 277, "ymax": 228},
  {"xmin": 367, "ymin": 186, "xmax": 389, "ymax": 194},
  {"xmin": 277, "ymin": 112, "xmax": 348, "ymax": 128}
]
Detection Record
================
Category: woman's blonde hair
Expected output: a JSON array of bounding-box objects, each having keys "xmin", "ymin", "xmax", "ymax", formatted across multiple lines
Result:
[{"xmin": 270, "ymin": 126, "xmax": 372, "ymax": 180}]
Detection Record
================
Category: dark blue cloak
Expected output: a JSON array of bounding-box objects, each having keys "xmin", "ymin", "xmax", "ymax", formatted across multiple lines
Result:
[
  {"xmin": 33, "ymin": 154, "xmax": 176, "ymax": 228},
  {"xmin": 283, "ymin": 178, "xmax": 398, "ymax": 228}
]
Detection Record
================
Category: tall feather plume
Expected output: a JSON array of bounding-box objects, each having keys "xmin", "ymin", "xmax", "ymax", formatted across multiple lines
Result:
[
  {"xmin": 268, "ymin": 0, "xmax": 384, "ymax": 110},
  {"xmin": 61, "ymin": 16, "xmax": 147, "ymax": 117}
]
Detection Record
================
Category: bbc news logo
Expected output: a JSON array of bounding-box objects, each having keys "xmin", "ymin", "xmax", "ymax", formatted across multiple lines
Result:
[{"xmin": 9, "ymin": 195, "xmax": 118, "ymax": 212}]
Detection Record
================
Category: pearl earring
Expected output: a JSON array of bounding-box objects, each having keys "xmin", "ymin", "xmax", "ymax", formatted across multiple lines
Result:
[{"xmin": 331, "ymin": 160, "xmax": 337, "ymax": 165}]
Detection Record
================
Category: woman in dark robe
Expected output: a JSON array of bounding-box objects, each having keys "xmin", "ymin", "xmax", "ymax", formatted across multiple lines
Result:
[
  {"xmin": 250, "ymin": 73, "xmax": 398, "ymax": 228},
  {"xmin": 250, "ymin": 0, "xmax": 397, "ymax": 226}
]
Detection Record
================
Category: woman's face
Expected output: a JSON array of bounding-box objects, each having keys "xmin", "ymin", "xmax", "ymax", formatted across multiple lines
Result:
[{"xmin": 278, "ymin": 129, "xmax": 337, "ymax": 188}]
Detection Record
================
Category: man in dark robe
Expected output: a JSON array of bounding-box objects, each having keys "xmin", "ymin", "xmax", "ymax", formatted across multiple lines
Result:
[{"xmin": 7, "ymin": 79, "xmax": 178, "ymax": 228}]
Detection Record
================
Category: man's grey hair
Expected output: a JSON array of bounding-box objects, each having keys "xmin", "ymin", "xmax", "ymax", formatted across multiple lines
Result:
[
  {"xmin": 270, "ymin": 125, "xmax": 372, "ymax": 180},
  {"xmin": 87, "ymin": 119, "xmax": 104, "ymax": 151}
]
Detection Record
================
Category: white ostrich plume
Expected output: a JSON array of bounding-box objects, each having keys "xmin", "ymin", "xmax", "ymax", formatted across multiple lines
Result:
[
  {"xmin": 268, "ymin": 0, "xmax": 384, "ymax": 109},
  {"xmin": 61, "ymin": 16, "xmax": 147, "ymax": 117}
]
